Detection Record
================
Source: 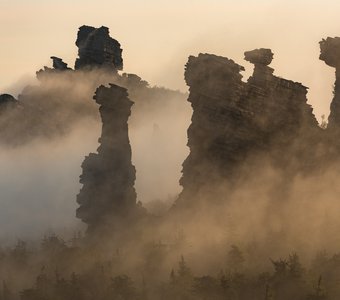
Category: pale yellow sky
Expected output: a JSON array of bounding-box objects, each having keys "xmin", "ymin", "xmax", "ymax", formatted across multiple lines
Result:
[{"xmin": 1, "ymin": 0, "xmax": 340, "ymax": 119}]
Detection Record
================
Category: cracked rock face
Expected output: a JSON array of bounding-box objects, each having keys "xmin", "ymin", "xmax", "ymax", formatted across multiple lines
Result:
[
  {"xmin": 75, "ymin": 25, "xmax": 123, "ymax": 71},
  {"xmin": 76, "ymin": 84, "xmax": 137, "ymax": 232}
]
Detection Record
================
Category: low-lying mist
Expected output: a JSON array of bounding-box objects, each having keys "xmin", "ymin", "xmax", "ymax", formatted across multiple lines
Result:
[
  {"xmin": 2, "ymin": 60, "xmax": 340, "ymax": 300},
  {"xmin": 1, "ymin": 63, "xmax": 339, "ymax": 259},
  {"xmin": 0, "ymin": 68, "xmax": 190, "ymax": 240}
]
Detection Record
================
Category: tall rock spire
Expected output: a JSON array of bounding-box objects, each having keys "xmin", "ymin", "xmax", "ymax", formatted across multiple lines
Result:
[
  {"xmin": 76, "ymin": 84, "xmax": 137, "ymax": 232},
  {"xmin": 175, "ymin": 54, "xmax": 246, "ymax": 207}
]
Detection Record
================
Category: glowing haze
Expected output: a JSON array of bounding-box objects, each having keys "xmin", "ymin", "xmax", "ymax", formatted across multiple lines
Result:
[
  {"xmin": 1, "ymin": 0, "xmax": 340, "ymax": 239},
  {"xmin": 2, "ymin": 0, "xmax": 340, "ymax": 119}
]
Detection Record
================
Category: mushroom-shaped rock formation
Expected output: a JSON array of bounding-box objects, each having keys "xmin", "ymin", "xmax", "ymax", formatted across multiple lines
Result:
[
  {"xmin": 244, "ymin": 48, "xmax": 273, "ymax": 66},
  {"xmin": 245, "ymin": 48, "xmax": 274, "ymax": 84}
]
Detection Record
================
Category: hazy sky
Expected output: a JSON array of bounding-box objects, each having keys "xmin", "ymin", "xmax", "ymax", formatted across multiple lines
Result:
[{"xmin": 2, "ymin": 0, "xmax": 340, "ymax": 119}]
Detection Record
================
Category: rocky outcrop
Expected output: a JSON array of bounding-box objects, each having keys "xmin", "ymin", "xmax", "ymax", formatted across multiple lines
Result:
[
  {"xmin": 244, "ymin": 49, "xmax": 320, "ymax": 173},
  {"xmin": 320, "ymin": 37, "xmax": 340, "ymax": 132},
  {"xmin": 0, "ymin": 94, "xmax": 23, "ymax": 146},
  {"xmin": 177, "ymin": 54, "xmax": 247, "ymax": 204},
  {"xmin": 175, "ymin": 49, "xmax": 320, "ymax": 207},
  {"xmin": 0, "ymin": 94, "xmax": 18, "ymax": 108},
  {"xmin": 76, "ymin": 84, "xmax": 138, "ymax": 232},
  {"xmin": 38, "ymin": 25, "xmax": 123, "ymax": 74},
  {"xmin": 75, "ymin": 25, "xmax": 123, "ymax": 71},
  {"xmin": 244, "ymin": 48, "xmax": 274, "ymax": 84},
  {"xmin": 50, "ymin": 56, "xmax": 70, "ymax": 71},
  {"xmin": 245, "ymin": 49, "xmax": 318, "ymax": 135}
]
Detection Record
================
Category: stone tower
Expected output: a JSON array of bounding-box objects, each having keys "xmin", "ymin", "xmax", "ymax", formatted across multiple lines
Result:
[{"xmin": 76, "ymin": 84, "xmax": 137, "ymax": 232}]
